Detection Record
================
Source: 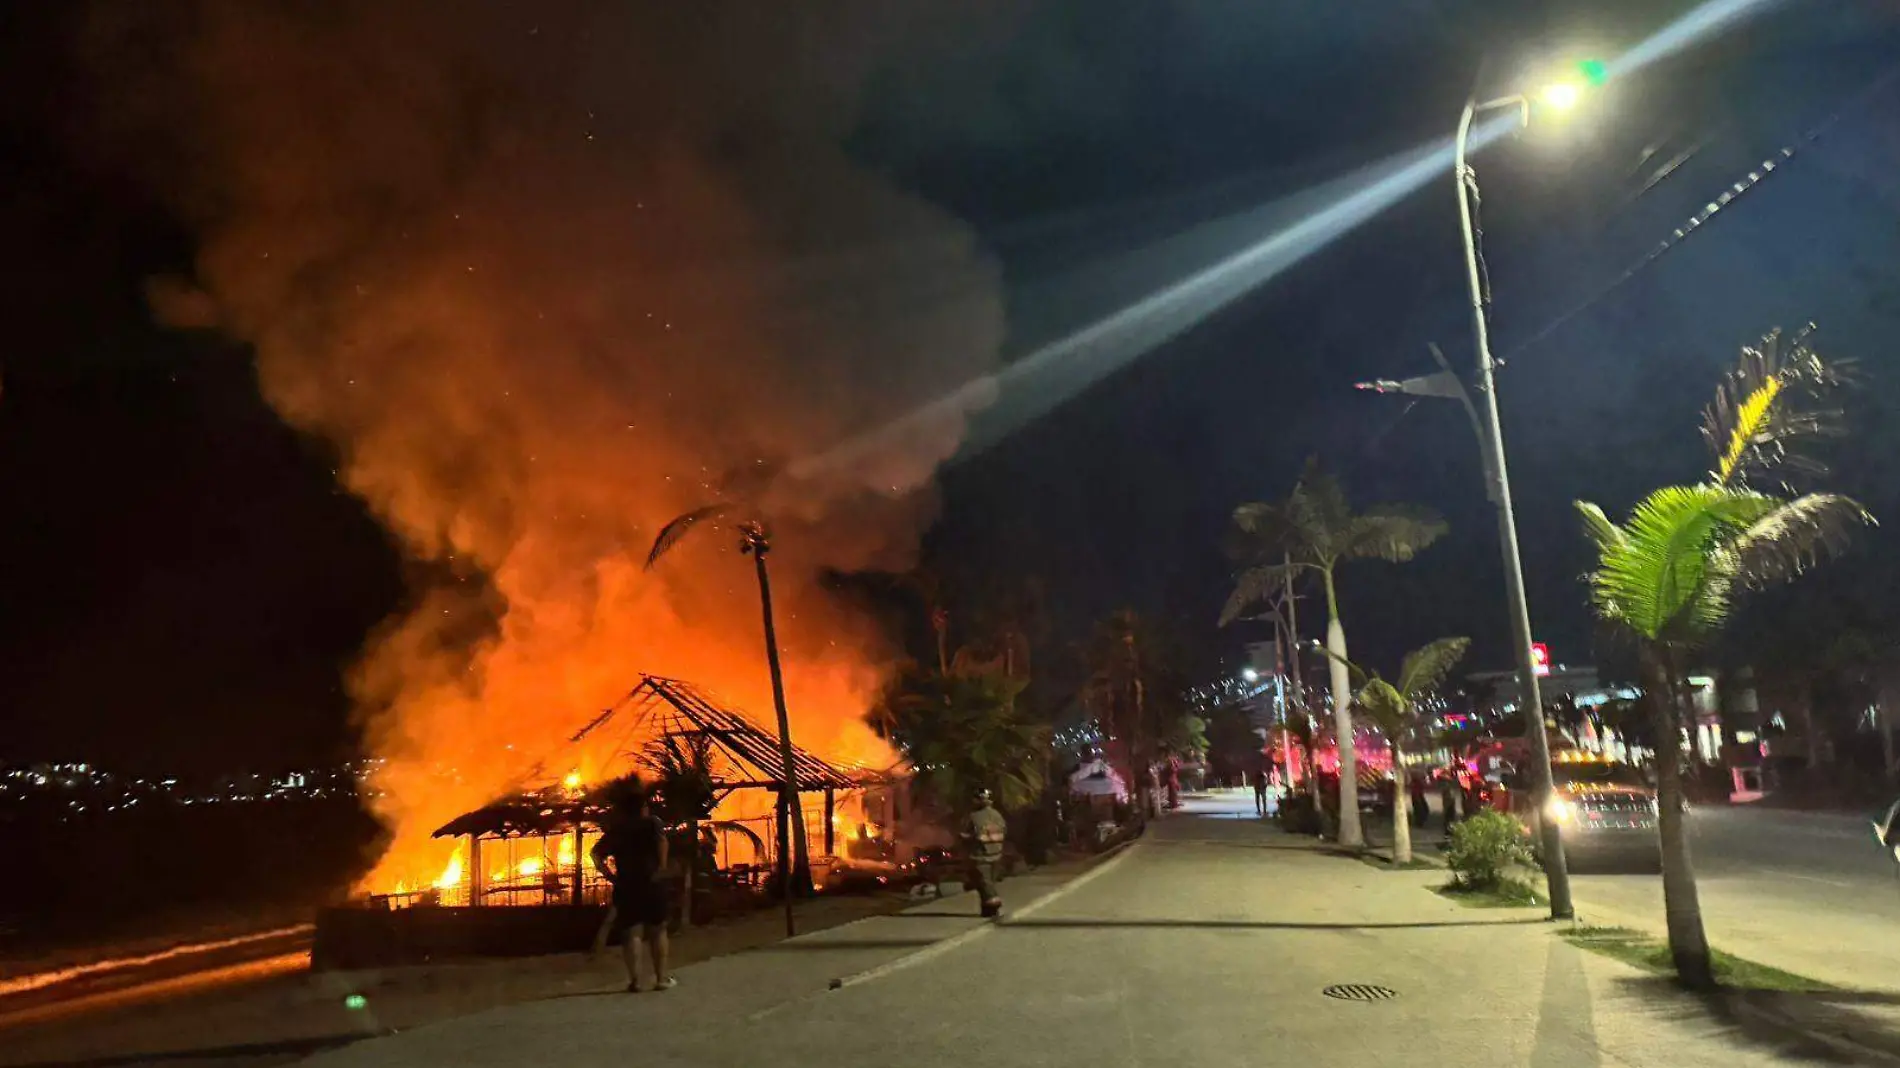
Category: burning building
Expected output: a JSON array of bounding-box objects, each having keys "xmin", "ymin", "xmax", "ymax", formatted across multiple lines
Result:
[
  {"xmin": 316, "ymin": 675, "xmax": 890, "ymax": 968},
  {"xmin": 86, "ymin": 1, "xmax": 1006, "ymax": 917}
]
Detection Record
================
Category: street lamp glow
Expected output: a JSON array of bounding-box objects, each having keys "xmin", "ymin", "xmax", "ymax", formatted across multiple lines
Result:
[
  {"xmin": 1539, "ymin": 81, "xmax": 1583, "ymax": 111},
  {"xmin": 1241, "ymin": 667, "xmax": 1260, "ymax": 682}
]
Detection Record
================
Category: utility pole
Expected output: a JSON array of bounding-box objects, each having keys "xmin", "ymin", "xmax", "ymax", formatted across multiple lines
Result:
[
  {"xmin": 1273, "ymin": 634, "xmax": 1298, "ymax": 790},
  {"xmin": 1455, "ymin": 88, "xmax": 1573, "ymax": 920}
]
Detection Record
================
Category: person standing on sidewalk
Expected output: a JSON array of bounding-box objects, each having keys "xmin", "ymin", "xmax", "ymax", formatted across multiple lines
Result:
[
  {"xmin": 1253, "ymin": 769, "xmax": 1269, "ymax": 816},
  {"xmin": 1438, "ymin": 770, "xmax": 1461, "ymax": 833},
  {"xmin": 591, "ymin": 782, "xmax": 676, "ymax": 992},
  {"xmin": 964, "ymin": 788, "xmax": 1008, "ymax": 918}
]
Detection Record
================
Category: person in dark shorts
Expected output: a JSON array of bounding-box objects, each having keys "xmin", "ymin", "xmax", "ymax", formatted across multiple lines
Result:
[
  {"xmin": 591, "ymin": 783, "xmax": 674, "ymax": 992},
  {"xmin": 963, "ymin": 788, "xmax": 1007, "ymax": 918}
]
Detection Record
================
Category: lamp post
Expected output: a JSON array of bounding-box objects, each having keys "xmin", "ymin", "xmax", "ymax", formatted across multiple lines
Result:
[{"xmin": 1450, "ymin": 73, "xmax": 1585, "ymax": 921}]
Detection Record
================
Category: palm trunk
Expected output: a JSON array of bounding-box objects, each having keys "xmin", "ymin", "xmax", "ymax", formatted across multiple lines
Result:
[
  {"xmin": 1644, "ymin": 644, "xmax": 1713, "ymax": 990},
  {"xmin": 1323, "ymin": 569, "xmax": 1363, "ymax": 848},
  {"xmin": 750, "ymin": 541, "xmax": 811, "ymax": 923},
  {"xmin": 1390, "ymin": 736, "xmax": 1412, "ymax": 864}
]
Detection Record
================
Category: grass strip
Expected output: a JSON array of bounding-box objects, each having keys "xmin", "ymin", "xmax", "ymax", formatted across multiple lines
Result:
[{"xmin": 1561, "ymin": 925, "xmax": 1834, "ymax": 993}]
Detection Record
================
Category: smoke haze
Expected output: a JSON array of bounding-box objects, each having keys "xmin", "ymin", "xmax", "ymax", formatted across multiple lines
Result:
[{"xmin": 84, "ymin": 1, "xmax": 1003, "ymax": 884}]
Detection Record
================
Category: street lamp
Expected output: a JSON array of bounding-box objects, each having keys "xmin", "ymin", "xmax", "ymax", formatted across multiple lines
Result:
[{"xmin": 1443, "ymin": 62, "xmax": 1601, "ymax": 922}]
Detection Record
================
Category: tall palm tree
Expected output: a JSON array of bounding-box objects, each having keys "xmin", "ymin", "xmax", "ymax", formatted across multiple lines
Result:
[
  {"xmin": 647, "ymin": 507, "xmax": 813, "ymax": 898},
  {"xmin": 1223, "ymin": 459, "xmax": 1446, "ymax": 847},
  {"xmin": 1084, "ymin": 610, "xmax": 1151, "ymax": 818},
  {"xmin": 1317, "ymin": 638, "xmax": 1470, "ymax": 865},
  {"xmin": 1576, "ymin": 326, "xmax": 1872, "ymax": 989}
]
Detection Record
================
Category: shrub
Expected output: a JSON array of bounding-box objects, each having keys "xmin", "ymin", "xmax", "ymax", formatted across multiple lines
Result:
[
  {"xmin": 1445, "ymin": 810, "xmax": 1534, "ymax": 891},
  {"xmin": 1278, "ymin": 791, "xmax": 1320, "ymax": 835}
]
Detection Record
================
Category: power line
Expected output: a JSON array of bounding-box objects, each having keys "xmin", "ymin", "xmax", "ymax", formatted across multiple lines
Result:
[{"xmin": 1497, "ymin": 64, "xmax": 1900, "ymax": 368}]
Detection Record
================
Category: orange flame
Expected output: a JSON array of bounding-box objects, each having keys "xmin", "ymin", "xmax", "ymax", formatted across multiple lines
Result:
[{"xmin": 434, "ymin": 847, "xmax": 465, "ymax": 891}]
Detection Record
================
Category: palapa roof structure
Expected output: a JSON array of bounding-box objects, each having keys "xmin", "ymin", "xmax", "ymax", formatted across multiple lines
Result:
[{"xmin": 432, "ymin": 675, "xmax": 872, "ymax": 840}]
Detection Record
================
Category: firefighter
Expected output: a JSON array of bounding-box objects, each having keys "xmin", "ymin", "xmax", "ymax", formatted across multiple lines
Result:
[{"xmin": 964, "ymin": 788, "xmax": 1008, "ymax": 918}]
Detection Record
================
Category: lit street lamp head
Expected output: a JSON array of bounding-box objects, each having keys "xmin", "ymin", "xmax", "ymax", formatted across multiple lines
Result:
[{"xmin": 1539, "ymin": 81, "xmax": 1583, "ymax": 111}]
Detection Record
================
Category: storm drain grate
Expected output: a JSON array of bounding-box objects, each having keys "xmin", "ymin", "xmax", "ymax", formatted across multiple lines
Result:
[{"xmin": 1322, "ymin": 983, "xmax": 1399, "ymax": 1002}]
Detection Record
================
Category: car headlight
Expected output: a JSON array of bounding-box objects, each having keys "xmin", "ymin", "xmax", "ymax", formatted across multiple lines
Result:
[{"xmin": 1544, "ymin": 797, "xmax": 1575, "ymax": 824}]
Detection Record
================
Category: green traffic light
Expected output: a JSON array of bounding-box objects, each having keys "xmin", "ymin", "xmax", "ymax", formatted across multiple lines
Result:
[{"xmin": 1579, "ymin": 59, "xmax": 1608, "ymax": 86}]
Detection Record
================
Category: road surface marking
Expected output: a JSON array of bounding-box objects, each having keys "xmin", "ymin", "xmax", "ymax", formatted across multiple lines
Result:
[{"xmin": 749, "ymin": 840, "xmax": 1143, "ymax": 1017}]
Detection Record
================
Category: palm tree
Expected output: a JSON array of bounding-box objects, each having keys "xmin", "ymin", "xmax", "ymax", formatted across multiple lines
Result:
[
  {"xmin": 1576, "ymin": 325, "xmax": 1872, "ymax": 989},
  {"xmin": 642, "ymin": 733, "xmax": 718, "ymax": 929},
  {"xmin": 1322, "ymin": 638, "xmax": 1470, "ymax": 864},
  {"xmin": 871, "ymin": 666, "xmax": 1051, "ymax": 820},
  {"xmin": 1084, "ymin": 610, "xmax": 1151, "ymax": 818},
  {"xmin": 1223, "ymin": 459, "xmax": 1447, "ymax": 847},
  {"xmin": 647, "ymin": 508, "xmax": 813, "ymax": 898}
]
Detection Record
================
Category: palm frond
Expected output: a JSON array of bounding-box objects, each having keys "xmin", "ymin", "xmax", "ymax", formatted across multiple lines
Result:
[
  {"xmin": 1356, "ymin": 678, "xmax": 1406, "ymax": 738},
  {"xmin": 1307, "ymin": 642, "xmax": 1369, "ymax": 688},
  {"xmin": 640, "ymin": 732, "xmax": 718, "ymax": 825},
  {"xmin": 1227, "ymin": 501, "xmax": 1290, "ymax": 563},
  {"xmin": 1583, "ymin": 484, "xmax": 1741, "ymax": 641},
  {"xmin": 644, "ymin": 502, "xmax": 731, "ymax": 568},
  {"xmin": 1701, "ymin": 324, "xmax": 1847, "ymax": 488},
  {"xmin": 1219, "ymin": 563, "xmax": 1297, "ymax": 626},
  {"xmin": 1575, "ymin": 501, "xmax": 1624, "ymax": 553},
  {"xmin": 1396, "ymin": 636, "xmax": 1471, "ymax": 699},
  {"xmin": 1344, "ymin": 505, "xmax": 1447, "ymax": 563},
  {"xmin": 1284, "ymin": 457, "xmax": 1352, "ymax": 560},
  {"xmin": 1580, "ymin": 483, "xmax": 1860, "ymax": 645},
  {"xmin": 1720, "ymin": 492, "xmax": 1873, "ymax": 589}
]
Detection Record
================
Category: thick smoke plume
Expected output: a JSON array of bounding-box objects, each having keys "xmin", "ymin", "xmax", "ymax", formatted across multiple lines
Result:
[{"xmin": 87, "ymin": 2, "xmax": 1002, "ymax": 886}]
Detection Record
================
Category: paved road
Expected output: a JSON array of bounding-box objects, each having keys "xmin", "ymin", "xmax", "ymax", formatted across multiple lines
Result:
[
  {"xmin": 1572, "ymin": 804, "xmax": 1900, "ymax": 990},
  {"xmin": 293, "ymin": 794, "xmax": 1835, "ymax": 1068}
]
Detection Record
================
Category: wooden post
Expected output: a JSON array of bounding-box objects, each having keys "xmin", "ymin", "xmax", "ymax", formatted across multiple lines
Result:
[
  {"xmin": 468, "ymin": 834, "xmax": 483, "ymax": 906},
  {"xmin": 823, "ymin": 788, "xmax": 836, "ymax": 856},
  {"xmin": 571, "ymin": 824, "xmax": 585, "ymax": 906}
]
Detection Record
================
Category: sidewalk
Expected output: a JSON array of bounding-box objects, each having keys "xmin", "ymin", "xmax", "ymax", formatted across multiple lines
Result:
[{"xmin": 1164, "ymin": 800, "xmax": 1900, "ymax": 1066}]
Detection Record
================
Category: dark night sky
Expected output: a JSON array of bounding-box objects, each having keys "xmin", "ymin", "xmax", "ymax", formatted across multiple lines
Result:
[{"xmin": 3, "ymin": 2, "xmax": 1899, "ymax": 773}]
